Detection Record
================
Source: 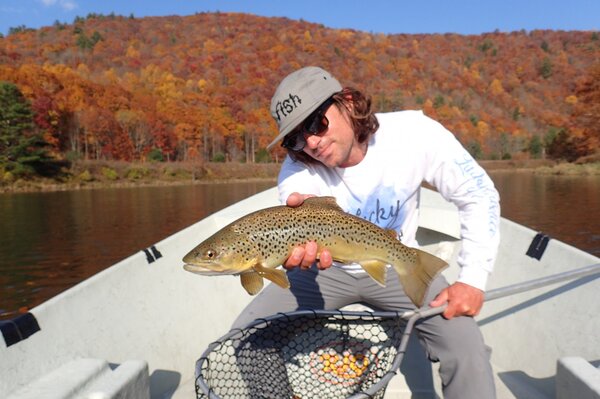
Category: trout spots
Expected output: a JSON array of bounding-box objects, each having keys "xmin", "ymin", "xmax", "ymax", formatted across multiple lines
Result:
[{"xmin": 183, "ymin": 196, "xmax": 447, "ymax": 305}]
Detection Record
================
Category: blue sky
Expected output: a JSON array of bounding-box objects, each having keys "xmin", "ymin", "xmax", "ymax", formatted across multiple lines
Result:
[{"xmin": 1, "ymin": 0, "xmax": 599, "ymax": 37}]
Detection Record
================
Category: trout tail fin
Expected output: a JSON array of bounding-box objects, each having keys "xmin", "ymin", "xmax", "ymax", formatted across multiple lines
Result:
[{"xmin": 392, "ymin": 249, "xmax": 448, "ymax": 307}]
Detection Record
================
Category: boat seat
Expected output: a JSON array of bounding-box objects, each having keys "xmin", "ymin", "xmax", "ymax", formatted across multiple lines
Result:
[
  {"xmin": 7, "ymin": 358, "xmax": 149, "ymax": 399},
  {"xmin": 556, "ymin": 357, "xmax": 600, "ymax": 399}
]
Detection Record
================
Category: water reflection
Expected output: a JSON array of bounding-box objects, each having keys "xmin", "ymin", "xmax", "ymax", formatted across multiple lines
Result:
[
  {"xmin": 0, "ymin": 174, "xmax": 598, "ymax": 319},
  {"xmin": 0, "ymin": 181, "xmax": 274, "ymax": 319},
  {"xmin": 489, "ymin": 172, "xmax": 600, "ymax": 257}
]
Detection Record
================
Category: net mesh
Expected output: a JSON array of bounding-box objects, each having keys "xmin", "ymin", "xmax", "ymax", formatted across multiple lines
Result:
[{"xmin": 195, "ymin": 310, "xmax": 408, "ymax": 399}]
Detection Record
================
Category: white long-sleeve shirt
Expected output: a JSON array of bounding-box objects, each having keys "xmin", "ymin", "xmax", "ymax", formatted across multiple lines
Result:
[{"xmin": 277, "ymin": 110, "xmax": 501, "ymax": 291}]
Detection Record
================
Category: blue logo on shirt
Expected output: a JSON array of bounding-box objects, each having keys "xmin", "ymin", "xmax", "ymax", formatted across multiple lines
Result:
[{"xmin": 347, "ymin": 187, "xmax": 408, "ymax": 235}]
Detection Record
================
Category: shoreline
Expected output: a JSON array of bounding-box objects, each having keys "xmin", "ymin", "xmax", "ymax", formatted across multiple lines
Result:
[
  {"xmin": 0, "ymin": 177, "xmax": 279, "ymax": 194},
  {"xmin": 482, "ymin": 160, "xmax": 600, "ymax": 176},
  {"xmin": 1, "ymin": 160, "xmax": 598, "ymax": 194}
]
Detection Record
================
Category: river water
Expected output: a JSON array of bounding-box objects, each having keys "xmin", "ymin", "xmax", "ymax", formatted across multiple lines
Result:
[{"xmin": 0, "ymin": 173, "xmax": 598, "ymax": 319}]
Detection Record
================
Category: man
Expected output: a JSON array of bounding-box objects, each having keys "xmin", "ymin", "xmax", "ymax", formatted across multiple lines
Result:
[{"xmin": 234, "ymin": 66, "xmax": 500, "ymax": 398}]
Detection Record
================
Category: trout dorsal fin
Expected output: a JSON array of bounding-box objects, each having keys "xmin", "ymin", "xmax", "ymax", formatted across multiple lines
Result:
[
  {"xmin": 303, "ymin": 196, "xmax": 342, "ymax": 210},
  {"xmin": 385, "ymin": 229, "xmax": 399, "ymax": 239}
]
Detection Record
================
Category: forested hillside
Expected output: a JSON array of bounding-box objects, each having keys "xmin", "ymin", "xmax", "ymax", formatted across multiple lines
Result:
[{"xmin": 1, "ymin": 12, "xmax": 598, "ymax": 172}]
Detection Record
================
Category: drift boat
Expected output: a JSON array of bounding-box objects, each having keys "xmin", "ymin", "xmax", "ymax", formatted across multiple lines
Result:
[{"xmin": 1, "ymin": 187, "xmax": 599, "ymax": 398}]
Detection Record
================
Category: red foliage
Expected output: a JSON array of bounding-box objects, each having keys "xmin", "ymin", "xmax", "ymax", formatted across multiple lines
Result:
[{"xmin": 0, "ymin": 13, "xmax": 598, "ymax": 161}]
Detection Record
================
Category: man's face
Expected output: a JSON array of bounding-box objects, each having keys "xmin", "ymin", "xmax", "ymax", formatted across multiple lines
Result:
[{"xmin": 302, "ymin": 103, "xmax": 362, "ymax": 168}]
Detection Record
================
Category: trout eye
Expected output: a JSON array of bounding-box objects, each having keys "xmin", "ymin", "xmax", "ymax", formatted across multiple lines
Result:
[{"xmin": 204, "ymin": 249, "xmax": 216, "ymax": 259}]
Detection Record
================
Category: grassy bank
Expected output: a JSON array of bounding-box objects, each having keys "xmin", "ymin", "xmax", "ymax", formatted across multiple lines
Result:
[
  {"xmin": 1, "ymin": 159, "xmax": 598, "ymax": 194},
  {"xmin": 479, "ymin": 155, "xmax": 600, "ymax": 175},
  {"xmin": 0, "ymin": 161, "xmax": 280, "ymax": 193},
  {"xmin": 478, "ymin": 159, "xmax": 556, "ymax": 171},
  {"xmin": 533, "ymin": 162, "xmax": 600, "ymax": 175}
]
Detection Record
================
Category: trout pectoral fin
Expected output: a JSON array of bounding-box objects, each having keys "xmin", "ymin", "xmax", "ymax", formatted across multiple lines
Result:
[
  {"xmin": 240, "ymin": 271, "xmax": 264, "ymax": 295},
  {"xmin": 358, "ymin": 260, "xmax": 388, "ymax": 286},
  {"xmin": 253, "ymin": 264, "xmax": 291, "ymax": 289}
]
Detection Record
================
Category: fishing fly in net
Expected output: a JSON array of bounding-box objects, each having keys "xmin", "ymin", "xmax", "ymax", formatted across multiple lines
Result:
[{"xmin": 195, "ymin": 310, "xmax": 411, "ymax": 399}]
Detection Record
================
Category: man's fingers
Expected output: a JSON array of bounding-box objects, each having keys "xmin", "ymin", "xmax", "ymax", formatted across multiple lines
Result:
[
  {"xmin": 284, "ymin": 247, "xmax": 305, "ymax": 269},
  {"xmin": 318, "ymin": 249, "xmax": 333, "ymax": 270},
  {"xmin": 286, "ymin": 192, "xmax": 316, "ymax": 208},
  {"xmin": 429, "ymin": 283, "xmax": 485, "ymax": 319},
  {"xmin": 443, "ymin": 304, "xmax": 458, "ymax": 319},
  {"xmin": 429, "ymin": 288, "xmax": 455, "ymax": 319},
  {"xmin": 430, "ymin": 288, "xmax": 448, "ymax": 308},
  {"xmin": 301, "ymin": 241, "xmax": 318, "ymax": 269},
  {"xmin": 286, "ymin": 193, "xmax": 303, "ymax": 207},
  {"xmin": 285, "ymin": 242, "xmax": 321, "ymax": 270}
]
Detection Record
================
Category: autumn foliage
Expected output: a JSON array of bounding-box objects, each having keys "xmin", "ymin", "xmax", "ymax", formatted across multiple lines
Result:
[{"xmin": 1, "ymin": 12, "xmax": 599, "ymax": 164}]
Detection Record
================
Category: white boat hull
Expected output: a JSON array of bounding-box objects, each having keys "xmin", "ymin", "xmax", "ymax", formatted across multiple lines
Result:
[{"xmin": 1, "ymin": 187, "xmax": 598, "ymax": 398}]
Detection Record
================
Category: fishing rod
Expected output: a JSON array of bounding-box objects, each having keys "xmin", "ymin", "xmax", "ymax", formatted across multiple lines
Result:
[
  {"xmin": 353, "ymin": 262, "xmax": 600, "ymax": 399},
  {"xmin": 402, "ymin": 262, "xmax": 600, "ymax": 321}
]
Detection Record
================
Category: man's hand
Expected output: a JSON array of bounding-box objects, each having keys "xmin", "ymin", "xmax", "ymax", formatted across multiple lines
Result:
[
  {"xmin": 429, "ymin": 282, "xmax": 485, "ymax": 319},
  {"xmin": 283, "ymin": 193, "xmax": 333, "ymax": 270}
]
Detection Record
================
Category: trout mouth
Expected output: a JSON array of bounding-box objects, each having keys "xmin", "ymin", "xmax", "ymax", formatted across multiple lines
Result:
[{"xmin": 183, "ymin": 263, "xmax": 227, "ymax": 276}]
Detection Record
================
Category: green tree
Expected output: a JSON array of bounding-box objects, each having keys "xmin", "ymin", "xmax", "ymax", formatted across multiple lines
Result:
[
  {"xmin": 8, "ymin": 25, "xmax": 33, "ymax": 35},
  {"xmin": 546, "ymin": 129, "xmax": 587, "ymax": 162},
  {"xmin": 466, "ymin": 140, "xmax": 483, "ymax": 159},
  {"xmin": 528, "ymin": 135, "xmax": 543, "ymax": 159},
  {"xmin": 478, "ymin": 39, "xmax": 494, "ymax": 53},
  {"xmin": 544, "ymin": 128, "xmax": 560, "ymax": 150},
  {"xmin": 0, "ymin": 82, "xmax": 55, "ymax": 177},
  {"xmin": 499, "ymin": 132, "xmax": 512, "ymax": 160},
  {"xmin": 91, "ymin": 31, "xmax": 103, "ymax": 44},
  {"xmin": 75, "ymin": 30, "xmax": 102, "ymax": 50},
  {"xmin": 469, "ymin": 115, "xmax": 479, "ymax": 127},
  {"xmin": 539, "ymin": 57, "xmax": 553, "ymax": 79},
  {"xmin": 76, "ymin": 33, "xmax": 94, "ymax": 50},
  {"xmin": 255, "ymin": 148, "xmax": 271, "ymax": 163},
  {"xmin": 512, "ymin": 107, "xmax": 521, "ymax": 121},
  {"xmin": 147, "ymin": 148, "xmax": 165, "ymax": 162}
]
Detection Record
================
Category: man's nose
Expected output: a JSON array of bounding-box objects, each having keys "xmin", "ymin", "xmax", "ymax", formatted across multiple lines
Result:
[{"xmin": 305, "ymin": 133, "xmax": 321, "ymax": 149}]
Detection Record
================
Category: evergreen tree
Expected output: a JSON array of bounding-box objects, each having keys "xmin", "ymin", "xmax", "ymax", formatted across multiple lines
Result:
[
  {"xmin": 539, "ymin": 57, "xmax": 553, "ymax": 79},
  {"xmin": 546, "ymin": 129, "xmax": 587, "ymax": 162},
  {"xmin": 0, "ymin": 81, "xmax": 55, "ymax": 177},
  {"xmin": 466, "ymin": 140, "xmax": 483, "ymax": 159},
  {"xmin": 528, "ymin": 135, "xmax": 543, "ymax": 159}
]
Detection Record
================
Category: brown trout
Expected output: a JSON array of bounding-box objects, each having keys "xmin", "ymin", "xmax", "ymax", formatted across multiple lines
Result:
[{"xmin": 183, "ymin": 197, "xmax": 447, "ymax": 307}]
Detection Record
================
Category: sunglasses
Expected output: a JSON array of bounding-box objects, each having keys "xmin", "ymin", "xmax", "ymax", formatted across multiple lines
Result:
[{"xmin": 281, "ymin": 98, "xmax": 335, "ymax": 151}]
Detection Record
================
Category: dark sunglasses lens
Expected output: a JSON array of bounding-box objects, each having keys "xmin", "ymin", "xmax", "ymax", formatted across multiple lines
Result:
[
  {"xmin": 282, "ymin": 132, "xmax": 305, "ymax": 151},
  {"xmin": 305, "ymin": 113, "xmax": 327, "ymax": 135},
  {"xmin": 281, "ymin": 99, "xmax": 332, "ymax": 151}
]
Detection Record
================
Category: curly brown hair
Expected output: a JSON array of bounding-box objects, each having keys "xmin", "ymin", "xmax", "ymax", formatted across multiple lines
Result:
[{"xmin": 287, "ymin": 87, "xmax": 379, "ymax": 165}]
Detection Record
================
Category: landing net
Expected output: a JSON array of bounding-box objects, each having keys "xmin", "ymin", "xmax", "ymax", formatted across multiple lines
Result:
[{"xmin": 195, "ymin": 309, "xmax": 409, "ymax": 399}]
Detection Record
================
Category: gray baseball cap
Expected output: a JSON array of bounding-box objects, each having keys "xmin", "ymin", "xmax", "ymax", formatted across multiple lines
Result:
[{"xmin": 267, "ymin": 66, "xmax": 342, "ymax": 150}]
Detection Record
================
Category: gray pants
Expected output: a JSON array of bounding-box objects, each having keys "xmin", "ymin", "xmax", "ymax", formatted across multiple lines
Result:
[{"xmin": 233, "ymin": 266, "xmax": 496, "ymax": 399}]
